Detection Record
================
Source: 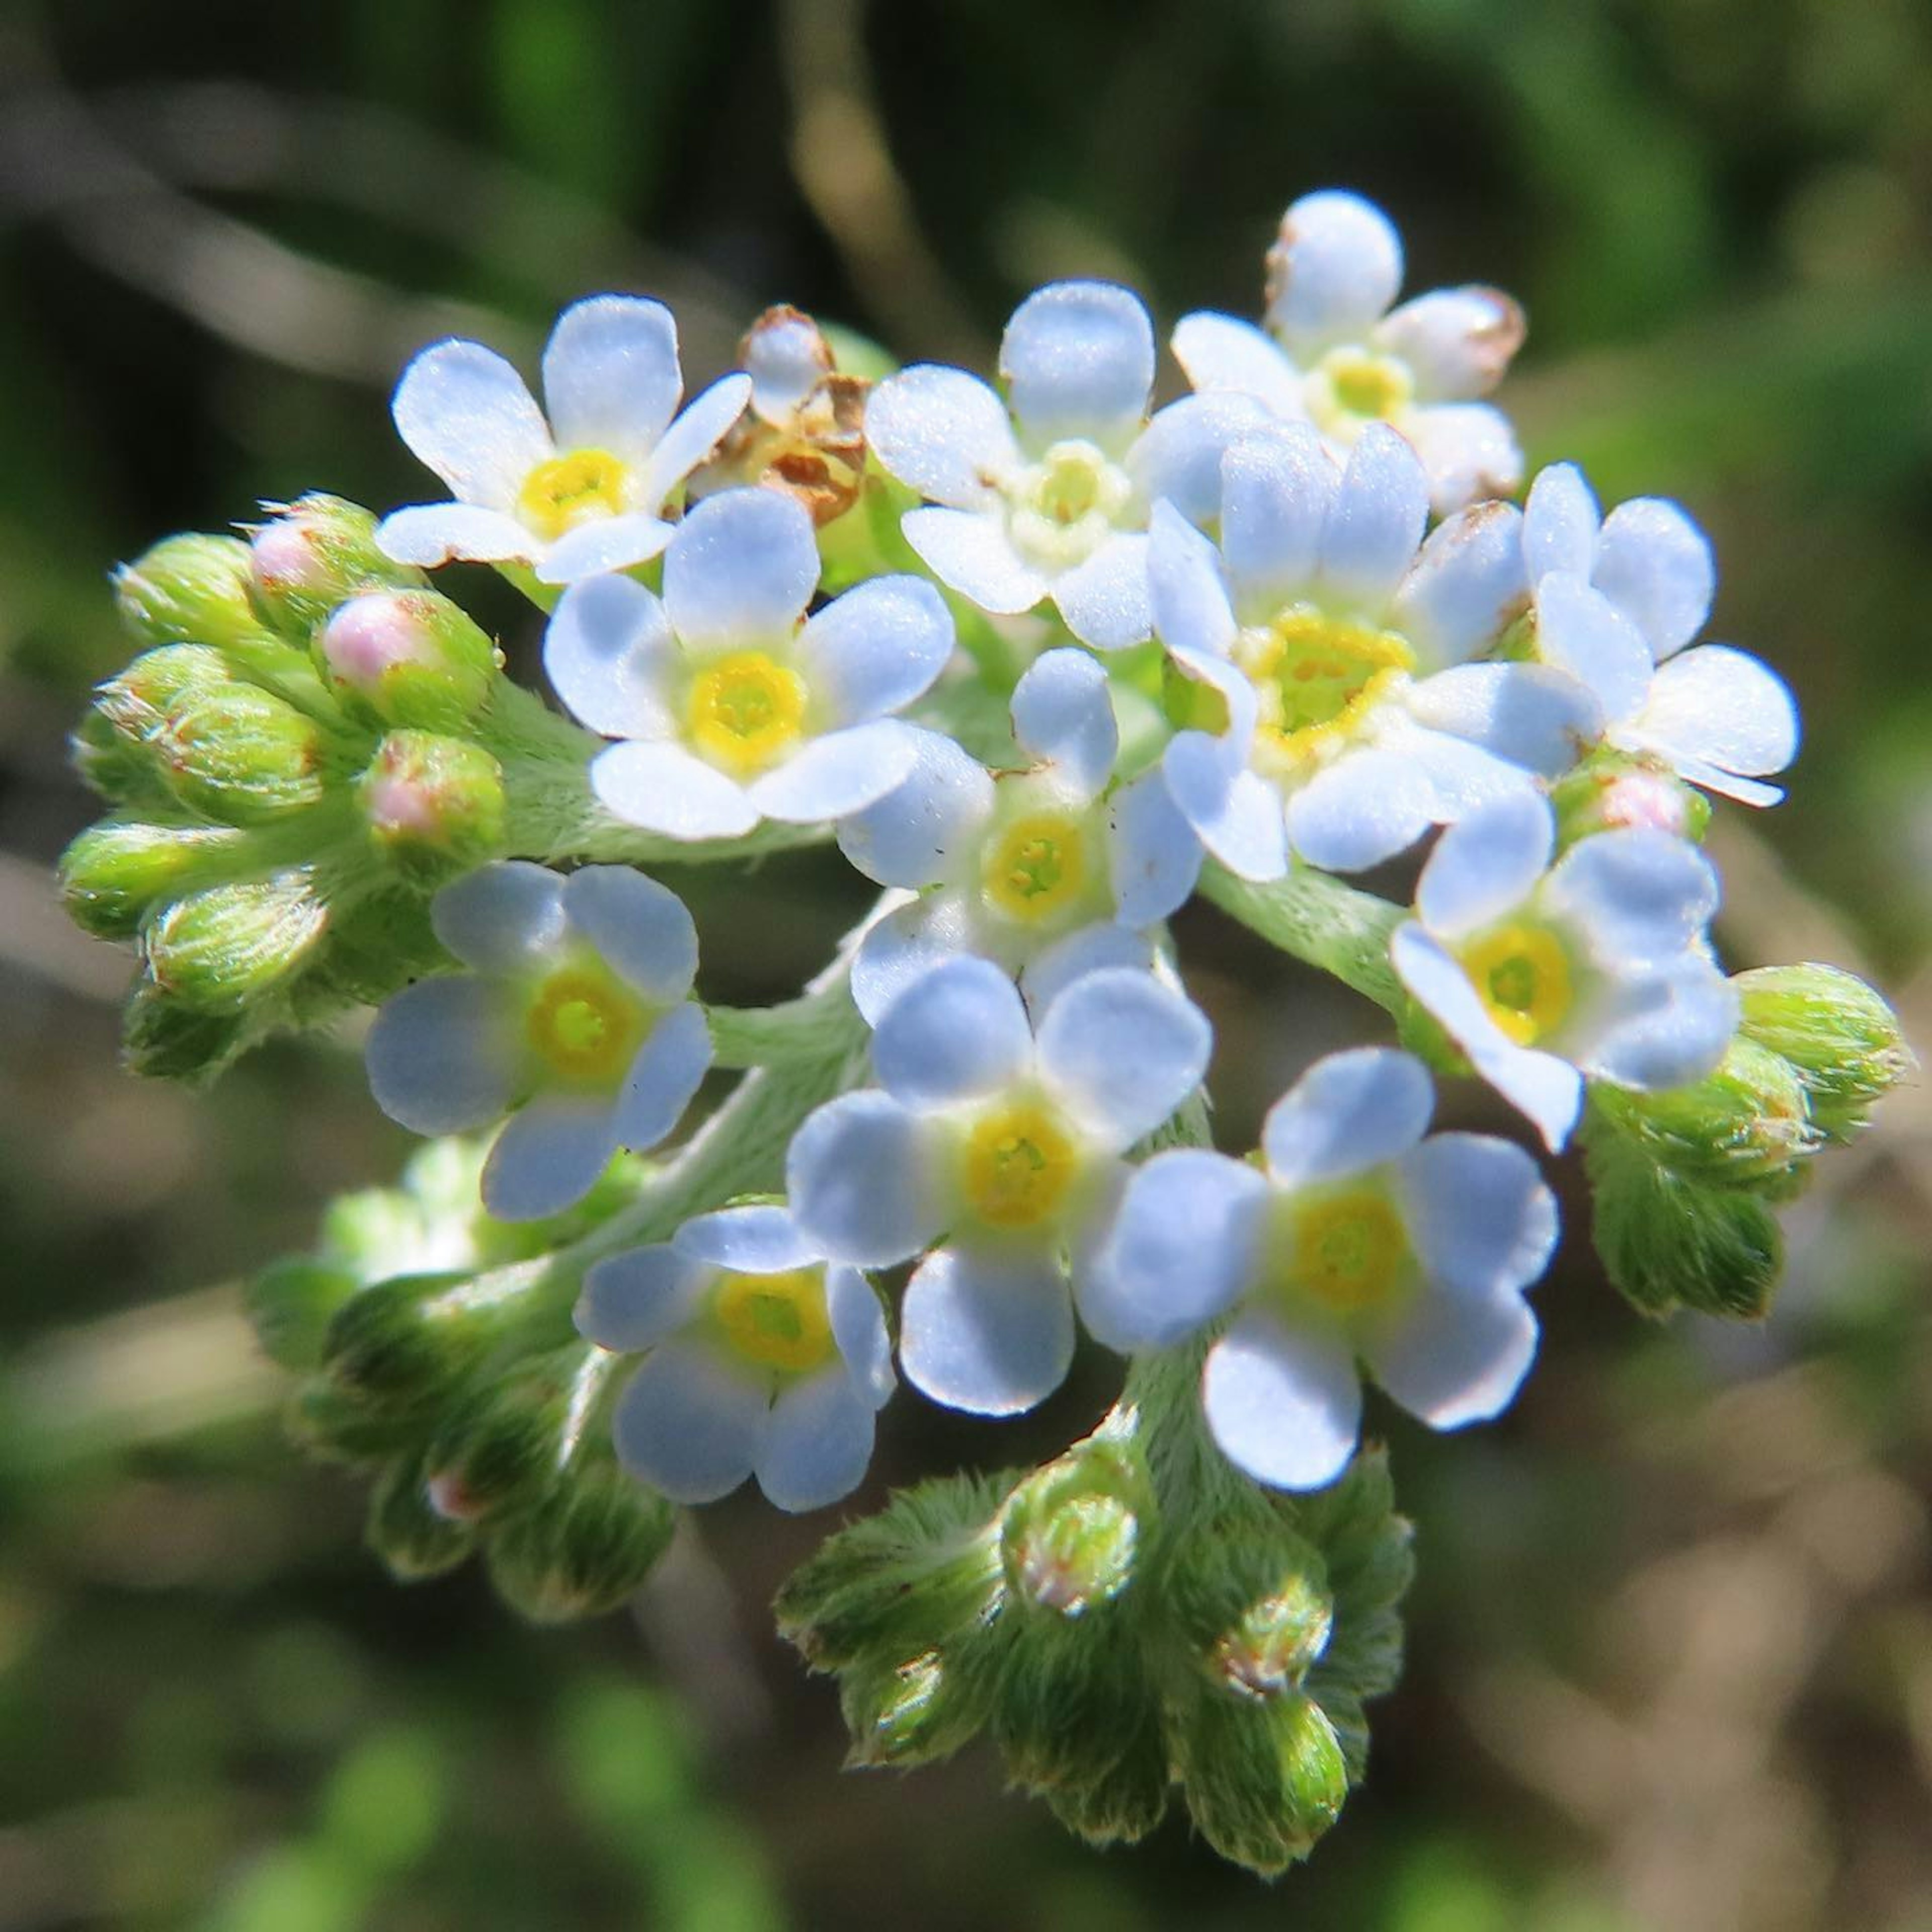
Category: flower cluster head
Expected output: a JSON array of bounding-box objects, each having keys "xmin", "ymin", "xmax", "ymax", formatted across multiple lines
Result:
[{"xmin": 76, "ymin": 184, "xmax": 1907, "ymax": 1878}]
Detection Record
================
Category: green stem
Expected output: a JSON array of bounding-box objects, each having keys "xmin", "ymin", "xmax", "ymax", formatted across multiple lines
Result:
[{"xmin": 1199, "ymin": 862, "xmax": 1406, "ymax": 1017}]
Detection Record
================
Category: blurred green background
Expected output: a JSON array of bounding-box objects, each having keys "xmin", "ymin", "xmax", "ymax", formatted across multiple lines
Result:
[{"xmin": 2, "ymin": 0, "xmax": 1930, "ymax": 1925}]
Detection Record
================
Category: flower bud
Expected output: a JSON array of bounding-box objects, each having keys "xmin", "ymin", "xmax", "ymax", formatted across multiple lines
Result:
[
  {"xmin": 58, "ymin": 821, "xmax": 247, "ymax": 939},
  {"xmin": 94, "ymin": 643, "xmax": 232, "ymax": 744},
  {"xmin": 1173, "ymin": 1689, "xmax": 1349, "ymax": 1876},
  {"xmin": 359, "ymin": 732, "xmax": 507, "ymax": 881},
  {"xmin": 838, "ymin": 1644, "xmax": 998, "ymax": 1768},
  {"xmin": 366, "ymin": 1454, "xmax": 475, "ymax": 1581},
  {"xmin": 482, "ymin": 1456, "xmax": 676, "ymax": 1623},
  {"xmin": 1036, "ymin": 1716, "xmax": 1171, "ymax": 1849},
  {"xmin": 316, "ymin": 592, "xmax": 498, "ymax": 731},
  {"xmin": 320, "ymin": 1267, "xmax": 540, "ymax": 1415},
  {"xmin": 1207, "ymin": 1567, "xmax": 1333, "ymax": 1701},
  {"xmin": 1000, "ymin": 1440, "xmax": 1150, "ymax": 1617},
  {"xmin": 992, "ymin": 1613, "xmax": 1156, "ymax": 1807},
  {"xmin": 246, "ymin": 1256, "xmax": 360, "ymax": 1372},
  {"xmin": 249, "ymin": 495, "xmax": 425, "ymax": 636},
  {"xmin": 1735, "ymin": 963, "xmax": 1913, "ymax": 1141},
  {"xmin": 1550, "ymin": 750, "xmax": 1710, "ymax": 847},
  {"xmin": 285, "ymin": 1378, "xmax": 420, "ymax": 1467},
  {"xmin": 114, "ymin": 533, "xmax": 280, "ymax": 656},
  {"xmin": 422, "ymin": 1348, "xmax": 583, "ymax": 1525},
  {"xmin": 119, "ymin": 984, "xmax": 252, "ymax": 1083},
  {"xmin": 143, "ymin": 871, "xmax": 328, "ymax": 1011},
  {"xmin": 155, "ymin": 682, "xmax": 329, "ymax": 824}
]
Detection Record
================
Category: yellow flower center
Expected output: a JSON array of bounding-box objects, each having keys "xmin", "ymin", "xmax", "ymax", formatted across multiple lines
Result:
[
  {"xmin": 524, "ymin": 963, "xmax": 648, "ymax": 1086},
  {"xmin": 1308, "ymin": 348, "xmax": 1415, "ymax": 428},
  {"xmin": 517, "ymin": 448, "xmax": 631, "ymax": 541},
  {"xmin": 714, "ymin": 1266, "xmax": 836, "ymax": 1374},
  {"xmin": 982, "ymin": 811, "xmax": 1090, "ymax": 925},
  {"xmin": 1235, "ymin": 609, "xmax": 1414, "ymax": 767},
  {"xmin": 1274, "ymin": 1184, "xmax": 1414, "ymax": 1317},
  {"xmin": 1457, "ymin": 921, "xmax": 1575, "ymax": 1046},
  {"xmin": 961, "ymin": 1099, "xmax": 1080, "ymax": 1231},
  {"xmin": 685, "ymin": 650, "xmax": 809, "ymax": 775},
  {"xmin": 1007, "ymin": 440, "xmax": 1130, "ymax": 571}
]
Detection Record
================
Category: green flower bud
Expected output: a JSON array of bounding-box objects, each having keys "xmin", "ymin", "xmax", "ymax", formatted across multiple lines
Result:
[
  {"xmin": 1735, "ymin": 963, "xmax": 1913, "ymax": 1141},
  {"xmin": 155, "ymin": 682, "xmax": 329, "ymax": 825},
  {"xmin": 360, "ymin": 731, "xmax": 507, "ymax": 881},
  {"xmin": 992, "ymin": 1613, "xmax": 1155, "ymax": 1807},
  {"xmin": 1036, "ymin": 1711, "xmax": 1171, "ymax": 1849},
  {"xmin": 1000, "ymin": 1440, "xmax": 1150, "ymax": 1617},
  {"xmin": 1206, "ymin": 1565, "xmax": 1333, "ymax": 1701},
  {"xmin": 114, "ymin": 533, "xmax": 280, "ymax": 656},
  {"xmin": 1549, "ymin": 749, "xmax": 1710, "ymax": 848},
  {"xmin": 315, "ymin": 591, "xmax": 499, "ymax": 731},
  {"xmin": 284, "ymin": 1378, "xmax": 420, "ymax": 1467},
  {"xmin": 483, "ymin": 1457, "xmax": 676, "ymax": 1623},
  {"xmin": 1174, "ymin": 1689, "xmax": 1349, "ymax": 1876},
  {"xmin": 367, "ymin": 1454, "xmax": 476, "ymax": 1581},
  {"xmin": 320, "ymin": 1265, "xmax": 548, "ymax": 1415},
  {"xmin": 422, "ymin": 1347, "xmax": 584, "ymax": 1525},
  {"xmin": 305, "ymin": 889, "xmax": 448, "ymax": 1008},
  {"xmin": 58, "ymin": 821, "xmax": 248, "ymax": 939},
  {"xmin": 94, "ymin": 643, "xmax": 232, "ymax": 743},
  {"xmin": 249, "ymin": 495, "xmax": 425, "ymax": 636},
  {"xmin": 143, "ymin": 871, "xmax": 328, "ymax": 1011},
  {"xmin": 119, "ymin": 984, "xmax": 252, "ymax": 1083},
  {"xmin": 838, "ymin": 1643, "xmax": 999, "ymax": 1769},
  {"xmin": 246, "ymin": 1257, "xmax": 360, "ymax": 1372}
]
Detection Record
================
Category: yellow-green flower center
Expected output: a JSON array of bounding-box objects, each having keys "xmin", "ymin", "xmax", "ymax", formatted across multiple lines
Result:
[
  {"xmin": 1235, "ymin": 609, "xmax": 1414, "ymax": 767},
  {"xmin": 961, "ymin": 1098, "xmax": 1079, "ymax": 1230},
  {"xmin": 1308, "ymin": 347, "xmax": 1415, "ymax": 429},
  {"xmin": 524, "ymin": 962, "xmax": 648, "ymax": 1086},
  {"xmin": 1007, "ymin": 439, "xmax": 1131, "ymax": 571},
  {"xmin": 714, "ymin": 1266, "xmax": 836, "ymax": 1374},
  {"xmin": 1457, "ymin": 921, "xmax": 1575, "ymax": 1046},
  {"xmin": 982, "ymin": 811, "xmax": 1090, "ymax": 925},
  {"xmin": 685, "ymin": 650, "xmax": 809, "ymax": 774},
  {"xmin": 517, "ymin": 448, "xmax": 630, "ymax": 540},
  {"xmin": 1270, "ymin": 1183, "xmax": 1415, "ymax": 1318}
]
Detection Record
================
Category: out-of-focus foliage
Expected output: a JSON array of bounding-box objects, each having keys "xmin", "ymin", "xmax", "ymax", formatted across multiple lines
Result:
[{"xmin": 0, "ymin": 0, "xmax": 1927, "ymax": 1925}]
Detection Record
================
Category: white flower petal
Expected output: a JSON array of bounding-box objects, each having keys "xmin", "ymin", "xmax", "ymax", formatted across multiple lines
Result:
[
  {"xmin": 1020, "ymin": 922, "xmax": 1155, "ymax": 1018},
  {"xmin": 561, "ymin": 866, "xmax": 698, "ymax": 1002},
  {"xmin": 1265, "ymin": 190, "xmax": 1404, "ymax": 351},
  {"xmin": 1362, "ymin": 1285, "xmax": 1538, "ymax": 1430},
  {"xmin": 1148, "ymin": 502, "xmax": 1238, "ymax": 659},
  {"xmin": 375, "ymin": 503, "xmax": 537, "ymax": 568},
  {"xmin": 1394, "ymin": 1132, "xmax": 1558, "ymax": 1299},
  {"xmin": 870, "ymin": 954, "xmax": 1033, "ymax": 1109},
  {"xmin": 1391, "ymin": 925, "xmax": 1582, "ymax": 1152},
  {"xmin": 543, "ymin": 574, "xmax": 678, "ymax": 741},
  {"xmin": 827, "ymin": 1265, "xmax": 895, "ymax": 1408},
  {"xmin": 431, "ymin": 859, "xmax": 566, "ymax": 973},
  {"xmin": 1581, "ymin": 961, "xmax": 1738, "ymax": 1091},
  {"xmin": 849, "ymin": 896, "xmax": 971, "ymax": 1026},
  {"xmin": 365, "ymin": 977, "xmax": 519, "ymax": 1135},
  {"xmin": 1663, "ymin": 760, "xmax": 1785, "ymax": 809},
  {"xmin": 1533, "ymin": 573, "xmax": 1653, "ymax": 723},
  {"xmin": 577, "ymin": 1245, "xmax": 713, "ymax": 1352},
  {"xmin": 1319, "ymin": 423, "xmax": 1429, "ymax": 612},
  {"xmin": 612, "ymin": 1001, "xmax": 711, "ymax": 1151},
  {"xmin": 676, "ymin": 1203, "xmax": 820, "ymax": 1273},
  {"xmin": 1628, "ymin": 645, "xmax": 1798, "ymax": 786},
  {"xmin": 745, "ymin": 309, "xmax": 832, "ymax": 422},
  {"xmin": 1129, "ymin": 390, "xmax": 1277, "ymax": 528},
  {"xmin": 1170, "ymin": 310, "xmax": 1305, "ymax": 416},
  {"xmin": 1164, "ymin": 739, "xmax": 1287, "ymax": 881},
  {"xmin": 1387, "ymin": 723, "xmax": 1543, "ymax": 825},
  {"xmin": 1592, "ymin": 497, "xmax": 1714, "ymax": 660},
  {"xmin": 612, "ymin": 1340, "xmax": 766, "ymax": 1504},
  {"xmin": 899, "ymin": 1244, "xmax": 1074, "ymax": 1416},
  {"xmin": 999, "ymin": 280, "xmax": 1155, "ymax": 456},
  {"xmin": 865, "ymin": 366, "xmax": 1020, "ymax": 508},
  {"xmin": 1285, "ymin": 747, "xmax": 1436, "ymax": 872},
  {"xmin": 1202, "ymin": 1309, "xmax": 1362, "ymax": 1491},
  {"xmin": 591, "ymin": 740, "xmax": 759, "ymax": 840},
  {"xmin": 1391, "ymin": 500, "xmax": 1527, "ymax": 668},
  {"xmin": 1049, "ymin": 532, "xmax": 1152, "ymax": 652},
  {"xmin": 662, "ymin": 487, "xmax": 818, "ymax": 651},
  {"xmin": 1035, "ymin": 967, "xmax": 1211, "ymax": 1149},
  {"xmin": 757, "ymin": 1367, "xmax": 877, "ymax": 1511},
  {"xmin": 1373, "ymin": 286, "xmax": 1525, "ymax": 401},
  {"xmin": 534, "ymin": 513, "xmax": 674, "ymax": 587},
  {"xmin": 837, "ymin": 736, "xmax": 992, "ymax": 890},
  {"xmin": 749, "ymin": 719, "xmax": 923, "ymax": 824},
  {"xmin": 1220, "ymin": 423, "xmax": 1338, "ymax": 623},
  {"xmin": 902, "ymin": 506, "xmax": 1049, "ymax": 615},
  {"xmin": 1080, "ymin": 1149, "xmax": 1266, "ymax": 1350},
  {"xmin": 1011, "ymin": 648, "xmax": 1118, "ymax": 798},
  {"xmin": 1403, "ymin": 402, "xmax": 1523, "ymax": 514},
  {"xmin": 1415, "ymin": 787, "xmax": 1555, "ymax": 939},
  {"xmin": 391, "ymin": 338, "xmax": 551, "ymax": 510},
  {"xmin": 636, "ymin": 374, "xmax": 755, "ymax": 507},
  {"xmin": 1108, "ymin": 768, "xmax": 1204, "ymax": 927},
  {"xmin": 1404, "ymin": 662, "xmax": 1600, "ymax": 780},
  {"xmin": 1543, "ymin": 827, "xmax": 1720, "ymax": 965},
  {"xmin": 1522, "ymin": 463, "xmax": 1601, "ymax": 584},
  {"xmin": 797, "ymin": 575, "xmax": 954, "ymax": 727},
  {"xmin": 787, "ymin": 1091, "xmax": 944, "ymax": 1265},
  {"xmin": 540, "ymin": 295, "xmax": 682, "ymax": 463},
  {"xmin": 481, "ymin": 1097, "xmax": 618, "ymax": 1220},
  {"xmin": 1262, "ymin": 1046, "xmax": 1433, "ymax": 1188}
]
